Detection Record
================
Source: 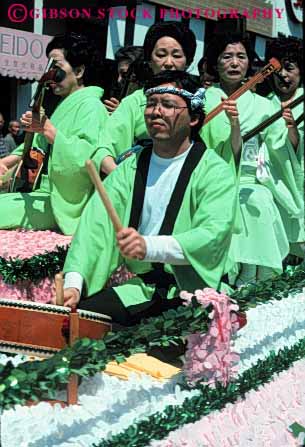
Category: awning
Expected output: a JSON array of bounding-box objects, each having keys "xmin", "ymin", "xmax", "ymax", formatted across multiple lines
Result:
[{"xmin": 0, "ymin": 27, "xmax": 52, "ymax": 81}]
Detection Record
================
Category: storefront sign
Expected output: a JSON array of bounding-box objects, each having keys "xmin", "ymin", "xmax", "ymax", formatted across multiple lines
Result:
[{"xmin": 0, "ymin": 27, "xmax": 52, "ymax": 80}]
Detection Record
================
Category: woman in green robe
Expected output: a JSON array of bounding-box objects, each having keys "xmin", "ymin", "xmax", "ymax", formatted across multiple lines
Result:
[
  {"xmin": 0, "ymin": 33, "xmax": 108, "ymax": 235},
  {"xmin": 202, "ymin": 32, "xmax": 299, "ymax": 286},
  {"xmin": 264, "ymin": 36, "xmax": 304, "ymax": 258},
  {"xmin": 98, "ymin": 21, "xmax": 197, "ymax": 174}
]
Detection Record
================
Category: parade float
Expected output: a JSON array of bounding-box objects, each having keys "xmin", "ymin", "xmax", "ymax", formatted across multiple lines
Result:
[{"xmin": 0, "ymin": 227, "xmax": 305, "ymax": 447}]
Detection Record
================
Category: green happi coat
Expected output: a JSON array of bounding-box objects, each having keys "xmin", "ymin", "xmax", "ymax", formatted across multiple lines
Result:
[
  {"xmin": 64, "ymin": 147, "xmax": 237, "ymax": 308},
  {"xmin": 268, "ymin": 87, "xmax": 304, "ymax": 253},
  {"xmin": 0, "ymin": 87, "xmax": 108, "ymax": 235}
]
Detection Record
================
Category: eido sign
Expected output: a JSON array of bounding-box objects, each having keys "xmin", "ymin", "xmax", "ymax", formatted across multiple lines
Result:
[
  {"xmin": 0, "ymin": 27, "xmax": 51, "ymax": 80},
  {"xmin": 1, "ymin": 33, "xmax": 44, "ymax": 58}
]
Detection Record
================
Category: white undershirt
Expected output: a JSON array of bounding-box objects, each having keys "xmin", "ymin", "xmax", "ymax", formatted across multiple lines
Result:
[
  {"xmin": 139, "ymin": 147, "xmax": 190, "ymax": 235},
  {"xmin": 65, "ymin": 146, "xmax": 192, "ymax": 292}
]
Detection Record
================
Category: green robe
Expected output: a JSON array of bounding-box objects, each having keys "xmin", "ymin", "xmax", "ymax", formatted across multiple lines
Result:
[
  {"xmin": 99, "ymin": 89, "xmax": 147, "ymax": 161},
  {"xmin": 200, "ymin": 85, "xmax": 289, "ymax": 169},
  {"xmin": 201, "ymin": 85, "xmax": 297, "ymax": 271},
  {"xmin": 64, "ymin": 148, "xmax": 237, "ymax": 308},
  {"xmin": 267, "ymin": 87, "xmax": 304, "ymax": 250},
  {"xmin": 0, "ymin": 87, "xmax": 108, "ymax": 235}
]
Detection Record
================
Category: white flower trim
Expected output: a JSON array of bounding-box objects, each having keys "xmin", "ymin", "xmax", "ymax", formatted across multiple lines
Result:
[{"xmin": 236, "ymin": 291, "xmax": 305, "ymax": 374}]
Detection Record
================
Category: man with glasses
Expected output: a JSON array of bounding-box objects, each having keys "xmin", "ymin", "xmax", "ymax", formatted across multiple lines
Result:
[{"xmin": 60, "ymin": 71, "xmax": 237, "ymax": 326}]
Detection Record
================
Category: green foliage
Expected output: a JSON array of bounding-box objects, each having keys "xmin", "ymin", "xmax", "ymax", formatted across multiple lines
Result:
[{"xmin": 0, "ymin": 245, "xmax": 68, "ymax": 284}]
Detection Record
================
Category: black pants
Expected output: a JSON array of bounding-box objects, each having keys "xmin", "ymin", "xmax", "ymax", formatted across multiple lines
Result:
[{"xmin": 78, "ymin": 287, "xmax": 183, "ymax": 326}]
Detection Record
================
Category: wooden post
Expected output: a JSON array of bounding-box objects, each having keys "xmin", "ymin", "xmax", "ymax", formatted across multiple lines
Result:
[
  {"xmin": 67, "ymin": 305, "xmax": 79, "ymax": 405},
  {"xmin": 55, "ymin": 272, "xmax": 64, "ymax": 306}
]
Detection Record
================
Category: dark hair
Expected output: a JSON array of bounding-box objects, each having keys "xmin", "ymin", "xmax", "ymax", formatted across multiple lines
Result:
[
  {"xmin": 197, "ymin": 56, "xmax": 207, "ymax": 74},
  {"xmin": 144, "ymin": 70, "xmax": 205, "ymax": 140},
  {"xmin": 265, "ymin": 35, "xmax": 303, "ymax": 81},
  {"xmin": 143, "ymin": 21, "xmax": 196, "ymax": 66},
  {"xmin": 46, "ymin": 32, "xmax": 103, "ymax": 86},
  {"xmin": 115, "ymin": 45, "xmax": 143, "ymax": 64},
  {"xmin": 204, "ymin": 32, "xmax": 255, "ymax": 81},
  {"xmin": 115, "ymin": 53, "xmax": 148, "ymax": 99}
]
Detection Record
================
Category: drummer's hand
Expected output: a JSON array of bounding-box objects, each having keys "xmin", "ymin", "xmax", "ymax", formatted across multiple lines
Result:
[
  {"xmin": 63, "ymin": 288, "xmax": 81, "ymax": 308},
  {"xmin": 104, "ymin": 97, "xmax": 120, "ymax": 114},
  {"xmin": 117, "ymin": 227, "xmax": 146, "ymax": 260},
  {"xmin": 21, "ymin": 111, "xmax": 57, "ymax": 144}
]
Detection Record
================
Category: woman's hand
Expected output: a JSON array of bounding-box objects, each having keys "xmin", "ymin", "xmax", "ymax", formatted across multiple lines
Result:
[
  {"xmin": 282, "ymin": 100, "xmax": 300, "ymax": 151},
  {"xmin": 282, "ymin": 102, "xmax": 296, "ymax": 128},
  {"xmin": 0, "ymin": 161, "xmax": 8, "ymax": 177},
  {"xmin": 101, "ymin": 156, "xmax": 117, "ymax": 175},
  {"xmin": 0, "ymin": 161, "xmax": 9, "ymax": 187},
  {"xmin": 222, "ymin": 98, "xmax": 239, "ymax": 126},
  {"xmin": 104, "ymin": 97, "xmax": 120, "ymax": 114},
  {"xmin": 21, "ymin": 111, "xmax": 57, "ymax": 144},
  {"xmin": 222, "ymin": 98, "xmax": 242, "ymax": 163}
]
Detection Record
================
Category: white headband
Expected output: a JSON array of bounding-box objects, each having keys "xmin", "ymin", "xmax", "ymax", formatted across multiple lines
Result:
[{"xmin": 145, "ymin": 86, "xmax": 206, "ymax": 110}]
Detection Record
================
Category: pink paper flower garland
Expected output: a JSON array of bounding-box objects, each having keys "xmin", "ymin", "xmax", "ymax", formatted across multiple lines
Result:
[
  {"xmin": 0, "ymin": 230, "xmax": 134, "ymax": 302},
  {"xmin": 180, "ymin": 288, "xmax": 241, "ymax": 386},
  {"xmin": 0, "ymin": 229, "xmax": 72, "ymax": 259},
  {"xmin": 0, "ymin": 229, "xmax": 72, "ymax": 302}
]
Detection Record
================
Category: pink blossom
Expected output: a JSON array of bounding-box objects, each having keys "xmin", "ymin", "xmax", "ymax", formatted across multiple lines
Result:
[{"xmin": 180, "ymin": 288, "xmax": 241, "ymax": 386}]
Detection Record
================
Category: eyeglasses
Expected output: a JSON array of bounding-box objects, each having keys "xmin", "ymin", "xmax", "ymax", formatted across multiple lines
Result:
[{"xmin": 141, "ymin": 100, "xmax": 188, "ymax": 116}]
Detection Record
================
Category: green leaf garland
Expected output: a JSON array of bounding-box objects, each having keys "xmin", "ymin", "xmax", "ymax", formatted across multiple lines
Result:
[
  {"xmin": 0, "ymin": 299, "xmax": 209, "ymax": 409},
  {"xmin": 0, "ymin": 245, "xmax": 68, "ymax": 284}
]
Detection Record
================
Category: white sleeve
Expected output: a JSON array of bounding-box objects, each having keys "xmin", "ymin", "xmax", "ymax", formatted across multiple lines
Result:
[
  {"xmin": 64, "ymin": 272, "xmax": 84, "ymax": 294},
  {"xmin": 143, "ymin": 235, "xmax": 189, "ymax": 265}
]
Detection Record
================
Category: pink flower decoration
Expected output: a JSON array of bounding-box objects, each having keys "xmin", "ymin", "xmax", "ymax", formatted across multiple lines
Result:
[
  {"xmin": 0, "ymin": 230, "xmax": 135, "ymax": 303},
  {"xmin": 180, "ymin": 287, "xmax": 241, "ymax": 386},
  {"xmin": 0, "ymin": 229, "xmax": 71, "ymax": 259}
]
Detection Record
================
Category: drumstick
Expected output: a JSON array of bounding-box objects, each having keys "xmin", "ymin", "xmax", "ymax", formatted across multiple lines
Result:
[
  {"xmin": 85, "ymin": 159, "xmax": 123, "ymax": 233},
  {"xmin": 55, "ymin": 272, "xmax": 64, "ymax": 306}
]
